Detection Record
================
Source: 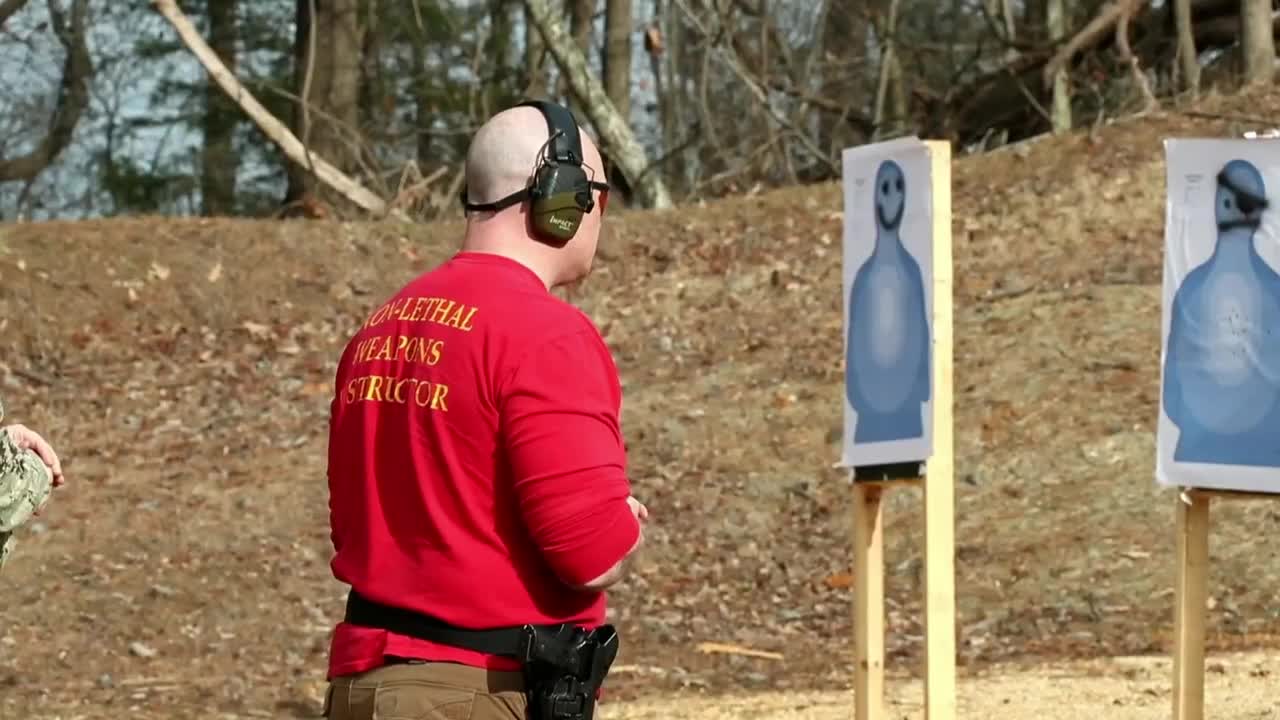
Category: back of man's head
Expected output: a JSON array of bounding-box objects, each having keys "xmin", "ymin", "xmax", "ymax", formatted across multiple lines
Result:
[
  {"xmin": 460, "ymin": 104, "xmax": 607, "ymax": 288},
  {"xmin": 463, "ymin": 106, "xmax": 549, "ymax": 207}
]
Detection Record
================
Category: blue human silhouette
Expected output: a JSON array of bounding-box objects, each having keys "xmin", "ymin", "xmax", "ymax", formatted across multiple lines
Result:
[
  {"xmin": 1163, "ymin": 158, "xmax": 1280, "ymax": 467},
  {"xmin": 846, "ymin": 159, "xmax": 931, "ymax": 443}
]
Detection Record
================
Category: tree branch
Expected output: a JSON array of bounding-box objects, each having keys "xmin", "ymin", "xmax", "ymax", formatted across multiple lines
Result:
[
  {"xmin": 672, "ymin": 0, "xmax": 838, "ymax": 175},
  {"xmin": 0, "ymin": 0, "xmax": 92, "ymax": 183},
  {"xmin": 0, "ymin": 0, "xmax": 28, "ymax": 27},
  {"xmin": 150, "ymin": 0, "xmax": 405, "ymax": 220},
  {"xmin": 1041, "ymin": 0, "xmax": 1152, "ymax": 90},
  {"xmin": 1115, "ymin": 0, "xmax": 1158, "ymax": 111}
]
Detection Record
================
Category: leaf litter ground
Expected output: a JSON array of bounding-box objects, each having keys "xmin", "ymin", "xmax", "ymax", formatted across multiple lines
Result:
[{"xmin": 4, "ymin": 88, "xmax": 1280, "ymax": 718}]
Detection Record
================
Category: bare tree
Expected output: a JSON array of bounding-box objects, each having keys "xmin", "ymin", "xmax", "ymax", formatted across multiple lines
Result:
[
  {"xmin": 0, "ymin": 0, "xmax": 30, "ymax": 26},
  {"xmin": 201, "ymin": 0, "xmax": 239, "ymax": 216},
  {"xmin": 1047, "ymin": 0, "xmax": 1072, "ymax": 133},
  {"xmin": 0, "ymin": 0, "xmax": 92, "ymax": 186},
  {"xmin": 871, "ymin": 0, "xmax": 903, "ymax": 139},
  {"xmin": 151, "ymin": 0, "xmax": 402, "ymax": 219},
  {"xmin": 1173, "ymin": 0, "xmax": 1200, "ymax": 96},
  {"xmin": 562, "ymin": 0, "xmax": 595, "ymax": 117},
  {"xmin": 817, "ymin": 0, "xmax": 871, "ymax": 156},
  {"xmin": 524, "ymin": 3, "xmax": 549, "ymax": 95},
  {"xmin": 285, "ymin": 0, "xmax": 365, "ymax": 209},
  {"xmin": 986, "ymin": 0, "xmax": 1018, "ymax": 62},
  {"xmin": 1239, "ymin": 0, "xmax": 1275, "ymax": 85},
  {"xmin": 602, "ymin": 0, "xmax": 631, "ymax": 122},
  {"xmin": 601, "ymin": 0, "xmax": 633, "ymax": 198},
  {"xmin": 523, "ymin": 0, "xmax": 673, "ymax": 209}
]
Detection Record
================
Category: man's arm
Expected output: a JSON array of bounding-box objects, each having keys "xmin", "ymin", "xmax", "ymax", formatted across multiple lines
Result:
[
  {"xmin": 502, "ymin": 329, "xmax": 643, "ymax": 591},
  {"xmin": 0, "ymin": 424, "xmax": 59, "ymax": 572},
  {"xmin": 580, "ymin": 496, "xmax": 647, "ymax": 590}
]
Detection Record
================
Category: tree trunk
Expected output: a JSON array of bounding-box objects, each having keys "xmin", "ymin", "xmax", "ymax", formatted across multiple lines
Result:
[
  {"xmin": 818, "ymin": 0, "xmax": 871, "ymax": 155},
  {"xmin": 153, "ymin": 0, "xmax": 396, "ymax": 218},
  {"xmin": 985, "ymin": 0, "xmax": 1018, "ymax": 58},
  {"xmin": 1023, "ymin": 0, "xmax": 1045, "ymax": 42},
  {"xmin": 286, "ymin": 0, "xmax": 365, "ymax": 208},
  {"xmin": 523, "ymin": 0, "xmax": 672, "ymax": 209},
  {"xmin": 602, "ymin": 0, "xmax": 632, "ymax": 200},
  {"xmin": 0, "ymin": 0, "xmax": 91, "ymax": 184},
  {"xmin": 413, "ymin": 26, "xmax": 432, "ymax": 169},
  {"xmin": 562, "ymin": 0, "xmax": 596, "ymax": 115},
  {"xmin": 1001, "ymin": 0, "xmax": 1017, "ymax": 43},
  {"xmin": 602, "ymin": 0, "xmax": 631, "ymax": 122},
  {"xmin": 1239, "ymin": 0, "xmax": 1275, "ymax": 85},
  {"xmin": 486, "ymin": 0, "xmax": 518, "ymax": 115},
  {"xmin": 524, "ymin": 3, "xmax": 548, "ymax": 95},
  {"xmin": 657, "ymin": 0, "xmax": 686, "ymax": 189},
  {"xmin": 201, "ymin": 0, "xmax": 238, "ymax": 216},
  {"xmin": 1047, "ymin": 0, "xmax": 1072, "ymax": 133},
  {"xmin": 871, "ymin": 0, "xmax": 901, "ymax": 139},
  {"xmin": 888, "ymin": 54, "xmax": 908, "ymax": 135},
  {"xmin": 644, "ymin": 0, "xmax": 686, "ymax": 192},
  {"xmin": 1173, "ymin": 0, "xmax": 1201, "ymax": 95}
]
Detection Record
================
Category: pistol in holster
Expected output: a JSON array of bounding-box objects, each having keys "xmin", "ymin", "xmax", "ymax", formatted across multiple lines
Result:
[{"xmin": 516, "ymin": 623, "xmax": 619, "ymax": 720}]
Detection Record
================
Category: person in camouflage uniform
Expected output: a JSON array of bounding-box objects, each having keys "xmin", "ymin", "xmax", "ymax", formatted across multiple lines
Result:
[{"xmin": 0, "ymin": 396, "xmax": 65, "ymax": 571}]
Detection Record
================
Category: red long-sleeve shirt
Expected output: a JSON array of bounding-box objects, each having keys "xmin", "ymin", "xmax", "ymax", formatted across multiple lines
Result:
[{"xmin": 324, "ymin": 251, "xmax": 639, "ymax": 679}]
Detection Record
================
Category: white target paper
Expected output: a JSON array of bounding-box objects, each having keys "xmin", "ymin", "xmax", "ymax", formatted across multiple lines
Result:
[
  {"xmin": 840, "ymin": 137, "xmax": 935, "ymax": 468},
  {"xmin": 1157, "ymin": 138, "xmax": 1280, "ymax": 492}
]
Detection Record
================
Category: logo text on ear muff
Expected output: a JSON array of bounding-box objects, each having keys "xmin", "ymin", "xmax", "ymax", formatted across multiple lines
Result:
[{"xmin": 548, "ymin": 216, "xmax": 575, "ymax": 231}]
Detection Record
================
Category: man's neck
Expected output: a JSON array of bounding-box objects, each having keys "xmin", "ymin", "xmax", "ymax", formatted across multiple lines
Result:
[{"xmin": 460, "ymin": 229, "xmax": 559, "ymax": 289}]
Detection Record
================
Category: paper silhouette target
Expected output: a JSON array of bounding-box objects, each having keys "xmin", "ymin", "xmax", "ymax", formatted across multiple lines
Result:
[
  {"xmin": 841, "ymin": 138, "xmax": 934, "ymax": 467},
  {"xmin": 1158, "ymin": 139, "xmax": 1280, "ymax": 492}
]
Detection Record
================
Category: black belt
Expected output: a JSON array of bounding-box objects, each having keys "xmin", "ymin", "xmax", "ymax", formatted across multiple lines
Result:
[{"xmin": 343, "ymin": 589, "xmax": 551, "ymax": 658}]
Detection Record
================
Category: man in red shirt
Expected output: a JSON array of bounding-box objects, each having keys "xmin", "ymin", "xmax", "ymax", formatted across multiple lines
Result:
[{"xmin": 322, "ymin": 100, "xmax": 646, "ymax": 720}]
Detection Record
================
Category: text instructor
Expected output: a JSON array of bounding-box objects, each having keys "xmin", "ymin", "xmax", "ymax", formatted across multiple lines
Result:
[{"xmin": 322, "ymin": 99, "xmax": 647, "ymax": 720}]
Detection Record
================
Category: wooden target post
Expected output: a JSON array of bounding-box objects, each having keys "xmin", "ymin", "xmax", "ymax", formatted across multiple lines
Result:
[
  {"xmin": 1171, "ymin": 487, "xmax": 1275, "ymax": 720},
  {"xmin": 849, "ymin": 139, "xmax": 956, "ymax": 720}
]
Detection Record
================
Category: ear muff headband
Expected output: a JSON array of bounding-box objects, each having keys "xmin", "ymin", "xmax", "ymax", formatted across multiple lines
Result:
[
  {"xmin": 519, "ymin": 99, "xmax": 582, "ymax": 167},
  {"xmin": 460, "ymin": 99, "xmax": 597, "ymax": 245}
]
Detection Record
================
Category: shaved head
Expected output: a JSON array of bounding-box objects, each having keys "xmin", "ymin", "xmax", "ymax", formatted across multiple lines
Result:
[
  {"xmin": 463, "ymin": 105, "xmax": 604, "ymax": 205},
  {"xmin": 459, "ymin": 103, "xmax": 609, "ymax": 289}
]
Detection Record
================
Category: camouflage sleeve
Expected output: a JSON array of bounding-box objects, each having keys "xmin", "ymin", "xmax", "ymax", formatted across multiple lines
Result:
[{"xmin": 0, "ymin": 402, "xmax": 54, "ymax": 572}]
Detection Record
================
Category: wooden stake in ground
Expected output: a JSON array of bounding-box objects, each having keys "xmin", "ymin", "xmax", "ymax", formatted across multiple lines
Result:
[
  {"xmin": 851, "ymin": 481, "xmax": 886, "ymax": 719},
  {"xmin": 150, "ymin": 0, "xmax": 405, "ymax": 221},
  {"xmin": 1172, "ymin": 489, "xmax": 1209, "ymax": 720},
  {"xmin": 922, "ymin": 139, "xmax": 958, "ymax": 720}
]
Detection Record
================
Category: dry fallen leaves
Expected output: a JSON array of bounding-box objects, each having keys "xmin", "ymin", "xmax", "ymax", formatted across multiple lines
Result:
[{"xmin": 823, "ymin": 573, "xmax": 854, "ymax": 590}]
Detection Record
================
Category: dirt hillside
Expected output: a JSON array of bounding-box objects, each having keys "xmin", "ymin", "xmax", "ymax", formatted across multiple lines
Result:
[{"xmin": 3, "ymin": 87, "xmax": 1280, "ymax": 718}]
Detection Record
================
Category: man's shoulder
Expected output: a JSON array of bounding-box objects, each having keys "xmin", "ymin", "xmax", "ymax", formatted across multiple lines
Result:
[
  {"xmin": 539, "ymin": 301, "xmax": 612, "ymax": 357},
  {"xmin": 491, "ymin": 289, "xmax": 605, "ymax": 341}
]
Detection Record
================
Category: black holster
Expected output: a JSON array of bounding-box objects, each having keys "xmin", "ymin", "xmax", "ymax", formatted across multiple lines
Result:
[
  {"xmin": 517, "ymin": 623, "xmax": 619, "ymax": 720},
  {"xmin": 342, "ymin": 591, "xmax": 619, "ymax": 720}
]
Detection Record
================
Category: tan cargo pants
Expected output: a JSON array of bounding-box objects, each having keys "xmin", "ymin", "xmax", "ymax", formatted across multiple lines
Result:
[{"xmin": 324, "ymin": 660, "xmax": 528, "ymax": 720}]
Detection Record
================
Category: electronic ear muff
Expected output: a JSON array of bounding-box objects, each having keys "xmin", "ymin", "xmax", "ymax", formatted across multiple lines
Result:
[{"xmin": 460, "ymin": 99, "xmax": 610, "ymax": 246}]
